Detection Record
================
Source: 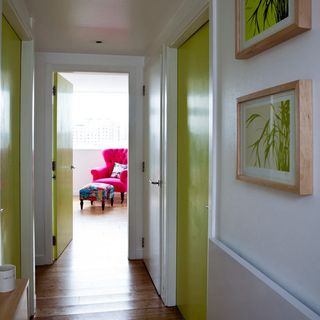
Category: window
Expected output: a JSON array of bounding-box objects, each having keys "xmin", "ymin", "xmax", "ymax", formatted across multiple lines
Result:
[{"xmin": 64, "ymin": 73, "xmax": 129, "ymax": 150}]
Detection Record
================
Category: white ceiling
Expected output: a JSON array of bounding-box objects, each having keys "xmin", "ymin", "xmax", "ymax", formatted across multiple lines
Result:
[{"xmin": 25, "ymin": 0, "xmax": 184, "ymax": 55}]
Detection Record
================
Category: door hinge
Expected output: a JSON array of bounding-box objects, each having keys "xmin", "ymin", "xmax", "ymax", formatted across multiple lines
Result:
[
  {"xmin": 52, "ymin": 85, "xmax": 56, "ymax": 96},
  {"xmin": 142, "ymin": 85, "xmax": 146, "ymax": 97},
  {"xmin": 52, "ymin": 235, "xmax": 56, "ymax": 246},
  {"xmin": 52, "ymin": 160, "xmax": 56, "ymax": 171},
  {"xmin": 142, "ymin": 237, "xmax": 145, "ymax": 248},
  {"xmin": 142, "ymin": 161, "xmax": 145, "ymax": 173}
]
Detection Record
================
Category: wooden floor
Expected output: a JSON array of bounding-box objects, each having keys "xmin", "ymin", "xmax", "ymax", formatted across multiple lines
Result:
[{"xmin": 35, "ymin": 196, "xmax": 183, "ymax": 319}]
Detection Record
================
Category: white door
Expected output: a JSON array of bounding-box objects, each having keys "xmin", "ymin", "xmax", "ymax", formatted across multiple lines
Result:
[{"xmin": 143, "ymin": 56, "xmax": 162, "ymax": 293}]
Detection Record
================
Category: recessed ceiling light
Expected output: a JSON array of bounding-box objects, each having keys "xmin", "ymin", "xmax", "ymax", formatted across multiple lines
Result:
[{"xmin": 96, "ymin": 40, "xmax": 103, "ymax": 44}]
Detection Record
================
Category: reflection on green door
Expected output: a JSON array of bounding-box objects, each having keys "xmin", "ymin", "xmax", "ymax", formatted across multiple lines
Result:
[
  {"xmin": 1, "ymin": 16, "xmax": 21, "ymax": 275},
  {"xmin": 177, "ymin": 22, "xmax": 209, "ymax": 320}
]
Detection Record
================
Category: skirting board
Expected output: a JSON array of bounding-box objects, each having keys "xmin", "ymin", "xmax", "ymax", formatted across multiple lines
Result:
[{"xmin": 208, "ymin": 239, "xmax": 320, "ymax": 320}]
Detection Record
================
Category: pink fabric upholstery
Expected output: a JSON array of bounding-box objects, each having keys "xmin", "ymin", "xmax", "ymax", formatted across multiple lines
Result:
[{"xmin": 91, "ymin": 148, "xmax": 128, "ymax": 194}]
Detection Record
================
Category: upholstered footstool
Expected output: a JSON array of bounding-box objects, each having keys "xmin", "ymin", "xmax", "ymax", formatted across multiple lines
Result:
[{"xmin": 79, "ymin": 183, "xmax": 114, "ymax": 210}]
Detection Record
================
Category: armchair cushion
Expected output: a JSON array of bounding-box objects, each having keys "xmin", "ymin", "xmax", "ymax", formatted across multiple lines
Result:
[
  {"xmin": 94, "ymin": 177, "xmax": 127, "ymax": 193},
  {"xmin": 111, "ymin": 162, "xmax": 128, "ymax": 178},
  {"xmin": 120, "ymin": 169, "xmax": 128, "ymax": 185}
]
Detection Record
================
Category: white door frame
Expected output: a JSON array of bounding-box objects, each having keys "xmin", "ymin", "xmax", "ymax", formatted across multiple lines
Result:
[
  {"xmin": 159, "ymin": 46, "xmax": 177, "ymax": 306},
  {"xmin": 1, "ymin": 0, "xmax": 35, "ymax": 315},
  {"xmin": 159, "ymin": 2, "xmax": 211, "ymax": 307},
  {"xmin": 34, "ymin": 54, "xmax": 145, "ymax": 266}
]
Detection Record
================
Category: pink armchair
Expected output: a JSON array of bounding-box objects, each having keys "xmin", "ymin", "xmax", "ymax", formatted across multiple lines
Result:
[{"xmin": 91, "ymin": 148, "xmax": 128, "ymax": 203}]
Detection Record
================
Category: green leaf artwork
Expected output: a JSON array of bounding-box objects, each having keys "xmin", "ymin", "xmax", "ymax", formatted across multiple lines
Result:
[
  {"xmin": 245, "ymin": 0, "xmax": 289, "ymax": 41},
  {"xmin": 245, "ymin": 99, "xmax": 290, "ymax": 172}
]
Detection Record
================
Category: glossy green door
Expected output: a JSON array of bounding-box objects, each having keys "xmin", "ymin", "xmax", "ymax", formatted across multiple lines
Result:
[
  {"xmin": 177, "ymin": 23, "xmax": 209, "ymax": 320},
  {"xmin": 52, "ymin": 73, "xmax": 73, "ymax": 259},
  {"xmin": 0, "ymin": 16, "xmax": 21, "ymax": 275}
]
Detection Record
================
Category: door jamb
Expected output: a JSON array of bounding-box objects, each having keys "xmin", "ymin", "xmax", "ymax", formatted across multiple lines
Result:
[
  {"xmin": 38, "ymin": 61, "xmax": 144, "ymax": 266},
  {"xmin": 160, "ymin": 3, "xmax": 210, "ymax": 307},
  {"xmin": 1, "ymin": 0, "xmax": 35, "ymax": 316},
  {"xmin": 160, "ymin": 46, "xmax": 177, "ymax": 306}
]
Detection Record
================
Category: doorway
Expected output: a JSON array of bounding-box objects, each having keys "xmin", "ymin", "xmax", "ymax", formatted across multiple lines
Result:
[{"xmin": 52, "ymin": 72, "xmax": 129, "ymax": 260}]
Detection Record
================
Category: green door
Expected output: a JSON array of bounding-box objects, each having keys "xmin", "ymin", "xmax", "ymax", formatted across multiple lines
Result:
[
  {"xmin": 177, "ymin": 22, "xmax": 209, "ymax": 320},
  {"xmin": 52, "ymin": 73, "xmax": 74, "ymax": 259},
  {"xmin": 0, "ymin": 16, "xmax": 22, "ymax": 275}
]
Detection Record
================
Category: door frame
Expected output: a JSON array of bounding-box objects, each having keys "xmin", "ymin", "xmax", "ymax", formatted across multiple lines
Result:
[
  {"xmin": 159, "ymin": 46, "xmax": 177, "ymax": 306},
  {"xmin": 169, "ymin": 1, "xmax": 217, "ymax": 239},
  {"xmin": 1, "ymin": 0, "xmax": 35, "ymax": 315},
  {"xmin": 34, "ymin": 55, "xmax": 144, "ymax": 265},
  {"xmin": 159, "ymin": 2, "xmax": 213, "ymax": 307}
]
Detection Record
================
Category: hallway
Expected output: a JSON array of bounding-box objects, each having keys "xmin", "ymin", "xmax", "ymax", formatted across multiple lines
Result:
[{"xmin": 35, "ymin": 197, "xmax": 183, "ymax": 319}]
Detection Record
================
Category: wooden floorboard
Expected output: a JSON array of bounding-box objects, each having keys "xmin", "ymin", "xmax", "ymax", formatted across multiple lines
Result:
[{"xmin": 35, "ymin": 197, "xmax": 183, "ymax": 319}]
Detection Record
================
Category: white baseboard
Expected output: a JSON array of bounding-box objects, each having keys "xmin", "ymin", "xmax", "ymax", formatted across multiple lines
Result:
[
  {"xmin": 35, "ymin": 254, "xmax": 51, "ymax": 266},
  {"xmin": 133, "ymin": 248, "xmax": 143, "ymax": 260}
]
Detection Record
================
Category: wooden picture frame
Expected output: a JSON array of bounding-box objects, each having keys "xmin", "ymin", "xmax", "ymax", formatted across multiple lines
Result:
[
  {"xmin": 237, "ymin": 80, "xmax": 312, "ymax": 195},
  {"xmin": 235, "ymin": 0, "xmax": 311, "ymax": 59}
]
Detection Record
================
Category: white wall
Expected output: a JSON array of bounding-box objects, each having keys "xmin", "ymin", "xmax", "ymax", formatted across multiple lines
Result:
[
  {"xmin": 34, "ymin": 52, "xmax": 144, "ymax": 264},
  {"xmin": 73, "ymin": 149, "xmax": 105, "ymax": 195},
  {"xmin": 208, "ymin": 0, "xmax": 320, "ymax": 316},
  {"xmin": 208, "ymin": 240, "xmax": 320, "ymax": 320}
]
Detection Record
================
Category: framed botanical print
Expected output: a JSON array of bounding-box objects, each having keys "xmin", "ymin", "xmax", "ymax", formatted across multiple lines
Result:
[
  {"xmin": 235, "ymin": 0, "xmax": 311, "ymax": 59},
  {"xmin": 237, "ymin": 80, "xmax": 312, "ymax": 195}
]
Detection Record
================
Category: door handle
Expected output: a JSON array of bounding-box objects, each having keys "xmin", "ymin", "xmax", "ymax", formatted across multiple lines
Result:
[
  {"xmin": 71, "ymin": 165, "xmax": 76, "ymax": 169},
  {"xmin": 149, "ymin": 179, "xmax": 161, "ymax": 186},
  {"xmin": 0, "ymin": 208, "xmax": 4, "ymax": 215}
]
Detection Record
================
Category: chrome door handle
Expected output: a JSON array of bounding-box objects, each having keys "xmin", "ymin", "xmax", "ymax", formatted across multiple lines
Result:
[
  {"xmin": 0, "ymin": 209, "xmax": 4, "ymax": 215},
  {"xmin": 71, "ymin": 165, "xmax": 76, "ymax": 169},
  {"xmin": 149, "ymin": 179, "xmax": 161, "ymax": 186}
]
